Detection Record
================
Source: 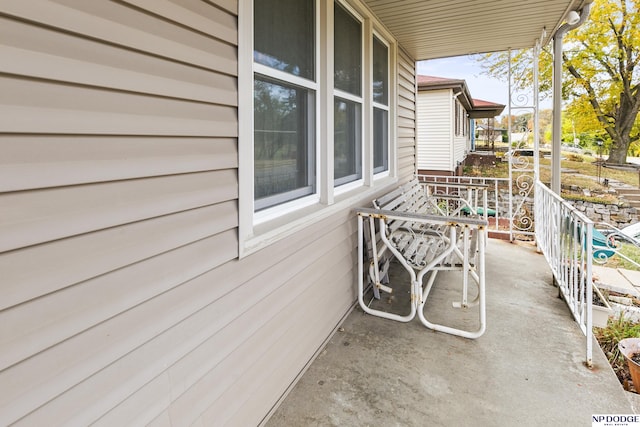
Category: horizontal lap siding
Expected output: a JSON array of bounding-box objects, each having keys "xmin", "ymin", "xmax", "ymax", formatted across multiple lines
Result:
[
  {"xmin": 86, "ymin": 210, "xmax": 360, "ymax": 426},
  {"xmin": 397, "ymin": 48, "xmax": 417, "ymax": 180},
  {"xmin": 7, "ymin": 215, "xmax": 357, "ymax": 426},
  {"xmin": 182, "ymin": 223, "xmax": 358, "ymax": 425},
  {"xmin": 0, "ymin": 0, "xmax": 241, "ymax": 425},
  {"xmin": 454, "ymin": 134, "xmax": 468, "ymax": 165},
  {"xmin": 0, "ymin": 136, "xmax": 237, "ymax": 192},
  {"xmin": 417, "ymin": 89, "xmax": 452, "ymax": 171}
]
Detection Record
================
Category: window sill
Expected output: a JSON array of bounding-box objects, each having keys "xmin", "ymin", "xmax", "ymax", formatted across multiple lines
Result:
[{"xmin": 240, "ymin": 175, "xmax": 398, "ymax": 258}]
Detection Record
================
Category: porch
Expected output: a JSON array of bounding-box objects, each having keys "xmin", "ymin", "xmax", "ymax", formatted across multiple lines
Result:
[{"xmin": 266, "ymin": 239, "xmax": 638, "ymax": 426}]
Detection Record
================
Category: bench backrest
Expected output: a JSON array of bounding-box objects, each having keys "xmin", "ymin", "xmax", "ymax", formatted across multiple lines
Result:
[
  {"xmin": 373, "ymin": 179, "xmax": 488, "ymax": 221},
  {"xmin": 366, "ymin": 179, "xmax": 488, "ymax": 265}
]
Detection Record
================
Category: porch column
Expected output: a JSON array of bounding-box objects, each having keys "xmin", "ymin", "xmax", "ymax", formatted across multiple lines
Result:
[{"xmin": 551, "ymin": 2, "xmax": 593, "ymax": 194}]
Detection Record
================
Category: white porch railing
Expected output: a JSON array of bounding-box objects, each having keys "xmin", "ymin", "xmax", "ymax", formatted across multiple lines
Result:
[
  {"xmin": 417, "ymin": 174, "xmax": 516, "ymax": 239},
  {"xmin": 535, "ymin": 180, "xmax": 594, "ymax": 367},
  {"xmin": 417, "ymin": 176, "xmax": 637, "ymax": 367}
]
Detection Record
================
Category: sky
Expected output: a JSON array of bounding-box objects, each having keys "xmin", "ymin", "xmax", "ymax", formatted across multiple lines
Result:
[
  {"xmin": 417, "ymin": 56, "xmax": 508, "ymax": 105},
  {"xmin": 416, "ymin": 56, "xmax": 553, "ymax": 112}
]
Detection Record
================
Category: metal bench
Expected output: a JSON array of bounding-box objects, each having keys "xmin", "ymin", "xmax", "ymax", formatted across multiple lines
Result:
[{"xmin": 356, "ymin": 179, "xmax": 489, "ymax": 339}]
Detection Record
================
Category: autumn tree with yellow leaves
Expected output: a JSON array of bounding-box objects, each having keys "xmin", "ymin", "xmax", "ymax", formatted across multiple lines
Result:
[{"xmin": 480, "ymin": 0, "xmax": 639, "ymax": 163}]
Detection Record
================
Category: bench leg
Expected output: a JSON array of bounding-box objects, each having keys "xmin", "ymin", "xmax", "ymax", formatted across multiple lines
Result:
[
  {"xmin": 358, "ymin": 215, "xmax": 416, "ymax": 322},
  {"xmin": 358, "ymin": 214, "xmax": 487, "ymax": 338},
  {"xmin": 417, "ymin": 227, "xmax": 486, "ymax": 339}
]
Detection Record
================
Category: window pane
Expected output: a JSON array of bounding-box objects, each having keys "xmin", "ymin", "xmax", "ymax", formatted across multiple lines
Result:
[
  {"xmin": 254, "ymin": 76, "xmax": 315, "ymax": 210},
  {"xmin": 373, "ymin": 36, "xmax": 388, "ymax": 105},
  {"xmin": 373, "ymin": 107, "xmax": 388, "ymax": 172},
  {"xmin": 334, "ymin": 3, "xmax": 361, "ymax": 96},
  {"xmin": 254, "ymin": 0, "xmax": 315, "ymax": 80},
  {"xmin": 334, "ymin": 98, "xmax": 361, "ymax": 184}
]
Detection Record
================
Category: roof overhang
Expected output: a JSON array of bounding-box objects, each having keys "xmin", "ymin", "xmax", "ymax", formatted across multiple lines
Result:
[
  {"xmin": 469, "ymin": 99, "xmax": 506, "ymax": 119},
  {"xmin": 417, "ymin": 75, "xmax": 473, "ymax": 110},
  {"xmin": 418, "ymin": 76, "xmax": 505, "ymax": 118},
  {"xmin": 362, "ymin": 0, "xmax": 587, "ymax": 60}
]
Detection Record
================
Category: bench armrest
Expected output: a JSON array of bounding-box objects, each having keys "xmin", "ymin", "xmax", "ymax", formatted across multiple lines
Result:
[{"xmin": 355, "ymin": 207, "xmax": 488, "ymax": 227}]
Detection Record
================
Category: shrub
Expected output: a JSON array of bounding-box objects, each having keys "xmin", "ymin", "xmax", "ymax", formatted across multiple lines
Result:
[{"xmin": 595, "ymin": 314, "xmax": 640, "ymax": 391}]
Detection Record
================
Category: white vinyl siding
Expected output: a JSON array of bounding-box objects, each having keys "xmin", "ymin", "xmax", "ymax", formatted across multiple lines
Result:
[
  {"xmin": 0, "ymin": 1, "xmax": 242, "ymax": 424},
  {"xmin": 0, "ymin": 1, "xmax": 418, "ymax": 425},
  {"xmin": 397, "ymin": 47, "xmax": 417, "ymax": 178},
  {"xmin": 453, "ymin": 132, "xmax": 468, "ymax": 167},
  {"xmin": 416, "ymin": 89, "xmax": 451, "ymax": 171}
]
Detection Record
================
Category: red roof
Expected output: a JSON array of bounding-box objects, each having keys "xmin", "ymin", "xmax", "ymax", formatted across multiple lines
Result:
[
  {"xmin": 417, "ymin": 75, "xmax": 465, "ymax": 87},
  {"xmin": 473, "ymin": 98, "xmax": 505, "ymax": 108}
]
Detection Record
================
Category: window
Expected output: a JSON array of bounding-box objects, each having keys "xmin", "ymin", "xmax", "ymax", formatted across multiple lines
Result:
[
  {"xmin": 334, "ymin": 98, "xmax": 361, "ymax": 184},
  {"xmin": 334, "ymin": 3, "xmax": 363, "ymax": 186},
  {"xmin": 455, "ymin": 102, "xmax": 469, "ymax": 137},
  {"xmin": 454, "ymin": 101, "xmax": 459, "ymax": 136},
  {"xmin": 253, "ymin": 0, "xmax": 316, "ymax": 210},
  {"xmin": 372, "ymin": 35, "xmax": 389, "ymax": 173},
  {"xmin": 461, "ymin": 103, "xmax": 467, "ymax": 136},
  {"xmin": 254, "ymin": 77, "xmax": 315, "ymax": 210},
  {"xmin": 241, "ymin": 0, "xmax": 397, "ymax": 254},
  {"xmin": 254, "ymin": 0, "xmax": 315, "ymax": 79}
]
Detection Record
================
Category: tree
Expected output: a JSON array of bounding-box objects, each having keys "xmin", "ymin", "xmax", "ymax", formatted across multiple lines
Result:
[
  {"xmin": 564, "ymin": 96, "xmax": 605, "ymax": 148},
  {"xmin": 563, "ymin": 0, "xmax": 640, "ymax": 163},
  {"xmin": 539, "ymin": 109, "xmax": 553, "ymax": 144},
  {"xmin": 478, "ymin": 0, "xmax": 640, "ymax": 163}
]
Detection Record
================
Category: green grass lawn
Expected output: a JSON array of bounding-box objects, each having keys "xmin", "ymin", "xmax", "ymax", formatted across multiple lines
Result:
[
  {"xmin": 598, "ymin": 241, "xmax": 640, "ymax": 271},
  {"xmin": 540, "ymin": 156, "xmax": 640, "ymax": 187},
  {"xmin": 464, "ymin": 152, "xmax": 640, "ymax": 204}
]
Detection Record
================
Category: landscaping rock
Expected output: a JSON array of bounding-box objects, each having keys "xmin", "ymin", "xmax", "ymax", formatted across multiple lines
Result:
[{"xmin": 566, "ymin": 200, "xmax": 639, "ymax": 228}]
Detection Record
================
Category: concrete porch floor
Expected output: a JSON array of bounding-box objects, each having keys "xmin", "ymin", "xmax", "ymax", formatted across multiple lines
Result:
[{"xmin": 266, "ymin": 239, "xmax": 639, "ymax": 426}]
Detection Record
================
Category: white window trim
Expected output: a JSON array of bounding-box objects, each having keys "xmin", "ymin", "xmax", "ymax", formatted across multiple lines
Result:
[
  {"xmin": 251, "ymin": 71, "xmax": 319, "ymax": 212},
  {"xmin": 254, "ymin": 63, "xmax": 319, "ymax": 92},
  {"xmin": 333, "ymin": 0, "xmax": 365, "ymax": 188},
  {"xmin": 251, "ymin": 1, "xmax": 320, "ymax": 213},
  {"xmin": 372, "ymin": 30, "xmax": 391, "ymax": 178},
  {"xmin": 238, "ymin": 0, "xmax": 399, "ymax": 258}
]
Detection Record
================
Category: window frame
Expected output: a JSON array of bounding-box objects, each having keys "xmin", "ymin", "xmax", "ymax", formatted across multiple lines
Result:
[
  {"xmin": 253, "ymin": 73, "xmax": 318, "ymax": 212},
  {"xmin": 238, "ymin": 0, "xmax": 399, "ymax": 257},
  {"xmin": 333, "ymin": 96, "xmax": 363, "ymax": 187},
  {"xmin": 251, "ymin": 0, "xmax": 321, "ymax": 217},
  {"xmin": 333, "ymin": 0, "xmax": 365, "ymax": 189},
  {"xmin": 372, "ymin": 32, "xmax": 390, "ymax": 176},
  {"xmin": 454, "ymin": 99, "xmax": 460, "ymax": 136}
]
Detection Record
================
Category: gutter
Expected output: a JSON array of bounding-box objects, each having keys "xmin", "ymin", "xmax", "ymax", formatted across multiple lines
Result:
[{"xmin": 551, "ymin": 2, "xmax": 593, "ymax": 194}]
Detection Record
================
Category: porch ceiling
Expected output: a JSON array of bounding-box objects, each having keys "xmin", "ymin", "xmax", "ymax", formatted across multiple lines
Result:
[{"xmin": 363, "ymin": 0, "xmax": 586, "ymax": 60}]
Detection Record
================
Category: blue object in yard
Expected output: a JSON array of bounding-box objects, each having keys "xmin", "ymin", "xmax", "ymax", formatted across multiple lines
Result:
[
  {"xmin": 567, "ymin": 217, "xmax": 617, "ymax": 259},
  {"xmin": 461, "ymin": 206, "xmax": 497, "ymax": 217},
  {"xmin": 592, "ymin": 228, "xmax": 617, "ymax": 259}
]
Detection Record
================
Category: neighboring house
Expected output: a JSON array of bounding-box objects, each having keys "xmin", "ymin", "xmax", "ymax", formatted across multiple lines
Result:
[
  {"xmin": 476, "ymin": 122, "xmax": 507, "ymax": 145},
  {"xmin": 0, "ymin": 1, "xmax": 583, "ymax": 425},
  {"xmin": 416, "ymin": 75, "xmax": 505, "ymax": 175}
]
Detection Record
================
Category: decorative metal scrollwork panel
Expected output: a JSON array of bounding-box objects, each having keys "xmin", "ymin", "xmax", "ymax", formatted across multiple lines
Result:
[{"xmin": 508, "ymin": 47, "xmax": 539, "ymax": 239}]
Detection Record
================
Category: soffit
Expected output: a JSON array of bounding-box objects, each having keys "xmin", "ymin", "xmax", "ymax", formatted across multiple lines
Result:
[{"xmin": 363, "ymin": 0, "xmax": 585, "ymax": 60}]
